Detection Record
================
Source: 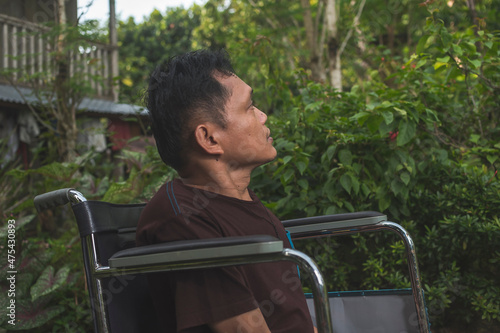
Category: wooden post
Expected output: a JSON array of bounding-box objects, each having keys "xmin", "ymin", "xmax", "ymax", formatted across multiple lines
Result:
[
  {"xmin": 29, "ymin": 33, "xmax": 35, "ymax": 76},
  {"xmin": 11, "ymin": 25, "xmax": 17, "ymax": 81},
  {"xmin": 109, "ymin": 0, "xmax": 119, "ymax": 101},
  {"xmin": 1, "ymin": 23, "xmax": 8, "ymax": 69},
  {"xmin": 102, "ymin": 47, "xmax": 109, "ymax": 96},
  {"xmin": 96, "ymin": 48, "xmax": 103, "ymax": 96},
  {"xmin": 20, "ymin": 27, "xmax": 26, "ymax": 73},
  {"xmin": 37, "ymin": 32, "xmax": 43, "ymax": 85}
]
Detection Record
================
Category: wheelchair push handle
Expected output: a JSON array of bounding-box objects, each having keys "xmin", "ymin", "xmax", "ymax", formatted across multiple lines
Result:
[{"xmin": 34, "ymin": 188, "xmax": 87, "ymax": 212}]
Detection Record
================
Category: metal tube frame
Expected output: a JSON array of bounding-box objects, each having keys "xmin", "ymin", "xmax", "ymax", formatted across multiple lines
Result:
[
  {"xmin": 68, "ymin": 189, "xmax": 87, "ymax": 204},
  {"xmin": 67, "ymin": 190, "xmax": 333, "ymax": 332},
  {"xmin": 82, "ymin": 235, "xmax": 333, "ymax": 333},
  {"xmin": 291, "ymin": 221, "xmax": 430, "ymax": 333},
  {"xmin": 67, "ymin": 189, "xmax": 428, "ymax": 332}
]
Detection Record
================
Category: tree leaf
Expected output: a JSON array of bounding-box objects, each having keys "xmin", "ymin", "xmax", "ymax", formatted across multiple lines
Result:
[
  {"xmin": 487, "ymin": 155, "xmax": 498, "ymax": 165},
  {"xmin": 338, "ymin": 149, "xmax": 353, "ymax": 165},
  {"xmin": 468, "ymin": 59, "xmax": 481, "ymax": 69},
  {"xmin": 393, "ymin": 107, "xmax": 407, "ymax": 116},
  {"xmin": 14, "ymin": 304, "xmax": 65, "ymax": 329},
  {"xmin": 344, "ymin": 201, "xmax": 354, "ymax": 212},
  {"xmin": 282, "ymin": 169, "xmax": 295, "ymax": 184},
  {"xmin": 436, "ymin": 56, "xmax": 450, "ymax": 63},
  {"xmin": 416, "ymin": 35, "xmax": 430, "ymax": 54},
  {"xmin": 350, "ymin": 111, "xmax": 371, "ymax": 125},
  {"xmin": 400, "ymin": 172, "xmax": 411, "ymax": 186},
  {"xmin": 326, "ymin": 145, "xmax": 336, "ymax": 161},
  {"xmin": 340, "ymin": 174, "xmax": 352, "ymax": 194},
  {"xmin": 361, "ymin": 183, "xmax": 371, "ymax": 198},
  {"xmin": 397, "ymin": 120, "xmax": 416, "ymax": 146},
  {"xmin": 30, "ymin": 266, "xmax": 71, "ymax": 302},
  {"xmin": 452, "ymin": 44, "xmax": 464, "ymax": 56},
  {"xmin": 416, "ymin": 58, "xmax": 427, "ymax": 69},
  {"xmin": 366, "ymin": 116, "xmax": 383, "ymax": 134},
  {"xmin": 297, "ymin": 179, "xmax": 308, "ymax": 190},
  {"xmin": 296, "ymin": 161, "xmax": 307, "ymax": 175},
  {"xmin": 378, "ymin": 196, "xmax": 391, "ymax": 212},
  {"xmin": 0, "ymin": 215, "xmax": 35, "ymax": 238},
  {"xmin": 382, "ymin": 111, "xmax": 394, "ymax": 125},
  {"xmin": 391, "ymin": 179, "xmax": 403, "ymax": 196},
  {"xmin": 351, "ymin": 175, "xmax": 360, "ymax": 195}
]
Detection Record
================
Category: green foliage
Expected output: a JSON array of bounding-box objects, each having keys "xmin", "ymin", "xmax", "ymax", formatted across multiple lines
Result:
[
  {"xmin": 414, "ymin": 164, "xmax": 500, "ymax": 325},
  {"xmin": 249, "ymin": 10, "xmax": 500, "ymax": 329},
  {"xmin": 101, "ymin": 145, "xmax": 177, "ymax": 203},
  {"xmin": 0, "ymin": 137, "xmax": 175, "ymax": 330},
  {"xmin": 2, "ymin": 1, "xmax": 499, "ymax": 331},
  {"xmin": 30, "ymin": 265, "xmax": 71, "ymax": 302},
  {"xmin": 0, "ymin": 220, "xmax": 90, "ymax": 331},
  {"xmin": 117, "ymin": 7, "xmax": 201, "ymax": 104}
]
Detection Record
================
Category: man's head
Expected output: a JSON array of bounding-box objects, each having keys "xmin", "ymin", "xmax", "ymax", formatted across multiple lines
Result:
[{"xmin": 145, "ymin": 49, "xmax": 234, "ymax": 171}]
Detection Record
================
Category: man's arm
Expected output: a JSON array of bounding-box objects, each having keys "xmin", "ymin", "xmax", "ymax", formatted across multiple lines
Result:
[{"xmin": 209, "ymin": 308, "xmax": 271, "ymax": 333}]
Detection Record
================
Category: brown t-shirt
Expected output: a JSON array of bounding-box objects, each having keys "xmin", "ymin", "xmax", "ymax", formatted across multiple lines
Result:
[{"xmin": 136, "ymin": 179, "xmax": 315, "ymax": 333}]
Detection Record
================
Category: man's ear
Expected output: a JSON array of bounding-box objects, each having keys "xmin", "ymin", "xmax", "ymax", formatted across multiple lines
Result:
[{"xmin": 194, "ymin": 123, "xmax": 224, "ymax": 156}]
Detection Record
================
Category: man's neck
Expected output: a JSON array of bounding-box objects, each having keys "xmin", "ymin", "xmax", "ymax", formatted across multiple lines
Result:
[{"xmin": 179, "ymin": 163, "xmax": 253, "ymax": 201}]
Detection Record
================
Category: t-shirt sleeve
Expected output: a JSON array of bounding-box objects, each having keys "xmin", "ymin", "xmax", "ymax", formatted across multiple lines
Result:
[{"xmin": 140, "ymin": 207, "xmax": 259, "ymax": 331}]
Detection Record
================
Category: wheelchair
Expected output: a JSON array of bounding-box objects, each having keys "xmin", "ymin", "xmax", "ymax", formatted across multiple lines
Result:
[{"xmin": 34, "ymin": 188, "xmax": 431, "ymax": 333}]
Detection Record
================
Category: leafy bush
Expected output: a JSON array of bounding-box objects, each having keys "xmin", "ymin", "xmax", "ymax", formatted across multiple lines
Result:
[
  {"xmin": 1, "ymin": 7, "xmax": 498, "ymax": 331},
  {"xmin": 250, "ymin": 13, "xmax": 500, "ymax": 330},
  {"xmin": 413, "ymin": 163, "xmax": 500, "ymax": 326},
  {"xmin": 0, "ymin": 215, "xmax": 93, "ymax": 332},
  {"xmin": 0, "ymin": 142, "xmax": 174, "ymax": 331}
]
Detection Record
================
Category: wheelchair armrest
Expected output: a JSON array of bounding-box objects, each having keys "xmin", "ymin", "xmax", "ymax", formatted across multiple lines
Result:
[
  {"xmin": 108, "ymin": 235, "xmax": 283, "ymax": 268},
  {"xmin": 283, "ymin": 211, "xmax": 387, "ymax": 235}
]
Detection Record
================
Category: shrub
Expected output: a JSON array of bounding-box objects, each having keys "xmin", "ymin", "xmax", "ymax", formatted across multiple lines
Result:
[{"xmin": 251, "ymin": 13, "xmax": 500, "ymax": 329}]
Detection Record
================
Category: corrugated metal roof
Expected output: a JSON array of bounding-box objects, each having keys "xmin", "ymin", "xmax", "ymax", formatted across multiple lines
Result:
[{"xmin": 0, "ymin": 84, "xmax": 148, "ymax": 116}]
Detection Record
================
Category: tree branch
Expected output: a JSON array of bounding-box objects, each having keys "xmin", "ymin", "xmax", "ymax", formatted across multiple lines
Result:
[
  {"xmin": 314, "ymin": 0, "xmax": 324, "ymax": 42},
  {"xmin": 246, "ymin": 0, "xmax": 278, "ymax": 30},
  {"xmin": 339, "ymin": 0, "xmax": 366, "ymax": 56},
  {"xmin": 300, "ymin": 0, "xmax": 317, "ymax": 53},
  {"xmin": 319, "ymin": 6, "xmax": 328, "ymax": 63}
]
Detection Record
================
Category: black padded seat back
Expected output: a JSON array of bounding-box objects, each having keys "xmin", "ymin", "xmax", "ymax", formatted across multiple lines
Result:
[
  {"xmin": 71, "ymin": 201, "xmax": 160, "ymax": 333},
  {"xmin": 72, "ymin": 201, "xmax": 146, "ymax": 265}
]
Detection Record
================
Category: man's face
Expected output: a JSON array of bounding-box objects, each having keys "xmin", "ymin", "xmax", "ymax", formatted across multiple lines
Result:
[{"xmin": 216, "ymin": 74, "xmax": 277, "ymax": 169}]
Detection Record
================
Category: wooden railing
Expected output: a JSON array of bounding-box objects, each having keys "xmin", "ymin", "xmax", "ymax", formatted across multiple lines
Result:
[{"xmin": 0, "ymin": 13, "xmax": 117, "ymax": 100}]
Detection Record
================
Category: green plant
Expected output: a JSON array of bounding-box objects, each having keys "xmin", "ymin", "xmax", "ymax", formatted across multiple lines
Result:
[
  {"xmin": 413, "ymin": 163, "xmax": 500, "ymax": 326},
  {"xmin": 0, "ymin": 137, "xmax": 165, "ymax": 330},
  {"xmin": 0, "ymin": 216, "xmax": 92, "ymax": 331},
  {"xmin": 249, "ymin": 10, "xmax": 500, "ymax": 330}
]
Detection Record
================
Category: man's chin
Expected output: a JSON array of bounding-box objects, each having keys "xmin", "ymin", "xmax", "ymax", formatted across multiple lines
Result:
[{"xmin": 262, "ymin": 150, "xmax": 278, "ymax": 165}]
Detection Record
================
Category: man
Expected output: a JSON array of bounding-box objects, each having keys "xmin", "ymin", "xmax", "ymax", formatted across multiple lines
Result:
[{"xmin": 136, "ymin": 49, "xmax": 316, "ymax": 332}]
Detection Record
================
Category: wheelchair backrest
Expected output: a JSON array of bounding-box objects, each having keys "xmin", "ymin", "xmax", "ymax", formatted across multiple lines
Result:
[{"xmin": 71, "ymin": 201, "xmax": 160, "ymax": 333}]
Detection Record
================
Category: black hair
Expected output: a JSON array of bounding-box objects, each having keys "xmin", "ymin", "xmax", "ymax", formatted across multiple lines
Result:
[{"xmin": 145, "ymin": 49, "xmax": 235, "ymax": 171}]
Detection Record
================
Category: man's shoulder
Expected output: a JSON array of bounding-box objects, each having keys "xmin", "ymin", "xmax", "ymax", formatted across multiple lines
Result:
[
  {"xmin": 136, "ymin": 181, "xmax": 184, "ymax": 243},
  {"xmin": 136, "ymin": 179, "xmax": 224, "ymax": 245},
  {"xmin": 140, "ymin": 179, "xmax": 196, "ymax": 214}
]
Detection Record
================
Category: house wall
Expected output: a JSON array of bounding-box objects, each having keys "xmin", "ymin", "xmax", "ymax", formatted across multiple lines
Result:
[
  {"xmin": 0, "ymin": 0, "xmax": 116, "ymax": 99},
  {"xmin": 0, "ymin": 0, "xmax": 77, "ymax": 25}
]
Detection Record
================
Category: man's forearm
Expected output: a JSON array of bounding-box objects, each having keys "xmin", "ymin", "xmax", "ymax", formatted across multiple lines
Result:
[{"xmin": 209, "ymin": 308, "xmax": 271, "ymax": 333}]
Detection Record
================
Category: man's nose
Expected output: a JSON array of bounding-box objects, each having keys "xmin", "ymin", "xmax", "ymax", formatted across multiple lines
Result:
[{"xmin": 259, "ymin": 110, "xmax": 267, "ymax": 124}]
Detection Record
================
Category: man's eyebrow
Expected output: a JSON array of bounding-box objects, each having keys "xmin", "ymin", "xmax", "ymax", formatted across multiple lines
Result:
[{"xmin": 248, "ymin": 88, "xmax": 254, "ymax": 107}]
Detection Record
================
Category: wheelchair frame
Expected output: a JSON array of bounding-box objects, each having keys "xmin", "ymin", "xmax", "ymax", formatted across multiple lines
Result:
[{"xmin": 34, "ymin": 188, "xmax": 430, "ymax": 333}]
